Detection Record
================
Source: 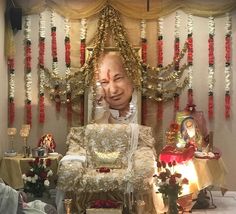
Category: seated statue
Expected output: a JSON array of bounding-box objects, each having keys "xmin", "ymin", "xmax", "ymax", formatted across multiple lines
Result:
[{"xmin": 56, "ymin": 123, "xmax": 157, "ymax": 213}]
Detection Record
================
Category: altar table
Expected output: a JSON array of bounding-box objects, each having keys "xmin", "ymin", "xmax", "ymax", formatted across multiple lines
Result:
[{"xmin": 0, "ymin": 154, "xmax": 62, "ymax": 189}]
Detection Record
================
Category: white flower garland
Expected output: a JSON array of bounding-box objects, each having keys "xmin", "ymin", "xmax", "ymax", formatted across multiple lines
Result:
[
  {"xmin": 174, "ymin": 11, "xmax": 180, "ymax": 38},
  {"xmin": 9, "ymin": 72, "xmax": 15, "ymax": 98},
  {"xmin": 224, "ymin": 13, "xmax": 231, "ymax": 92},
  {"xmin": 208, "ymin": 16, "xmax": 215, "ymax": 93},
  {"xmin": 24, "ymin": 16, "xmax": 32, "ymax": 102},
  {"xmin": 158, "ymin": 17, "xmax": 164, "ymax": 36},
  {"xmin": 140, "ymin": 19, "xmax": 146, "ymax": 40},
  {"xmin": 187, "ymin": 14, "xmax": 193, "ymax": 89},
  {"xmin": 80, "ymin": 18, "xmax": 87, "ymax": 40},
  {"xmin": 39, "ymin": 12, "xmax": 46, "ymax": 95}
]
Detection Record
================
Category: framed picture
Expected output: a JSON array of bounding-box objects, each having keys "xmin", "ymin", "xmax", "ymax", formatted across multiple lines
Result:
[{"xmin": 84, "ymin": 47, "xmax": 141, "ymax": 125}]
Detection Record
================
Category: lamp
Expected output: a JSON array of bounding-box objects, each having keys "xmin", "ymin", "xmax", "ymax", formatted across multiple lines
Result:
[
  {"xmin": 20, "ymin": 124, "xmax": 30, "ymax": 157},
  {"xmin": 5, "ymin": 127, "xmax": 17, "ymax": 156}
]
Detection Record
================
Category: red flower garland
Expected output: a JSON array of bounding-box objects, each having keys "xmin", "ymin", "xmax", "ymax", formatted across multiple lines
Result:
[
  {"xmin": 174, "ymin": 37, "xmax": 180, "ymax": 112},
  {"xmin": 141, "ymin": 38, "xmax": 148, "ymax": 125},
  {"xmin": 208, "ymin": 92, "xmax": 214, "ymax": 119},
  {"xmin": 80, "ymin": 39, "xmax": 86, "ymax": 125},
  {"xmin": 225, "ymin": 31, "xmax": 231, "ymax": 118},
  {"xmin": 39, "ymin": 37, "xmax": 45, "ymax": 123},
  {"xmin": 157, "ymin": 34, "xmax": 164, "ymax": 120},
  {"xmin": 187, "ymin": 32, "xmax": 194, "ymax": 106},
  {"xmin": 25, "ymin": 39, "xmax": 32, "ymax": 126},
  {"xmin": 65, "ymin": 35, "xmax": 72, "ymax": 124},
  {"xmin": 51, "ymin": 26, "xmax": 61, "ymax": 112},
  {"xmin": 157, "ymin": 37, "xmax": 163, "ymax": 67},
  {"xmin": 208, "ymin": 34, "xmax": 214, "ymax": 119},
  {"xmin": 8, "ymin": 58, "xmax": 15, "ymax": 126}
]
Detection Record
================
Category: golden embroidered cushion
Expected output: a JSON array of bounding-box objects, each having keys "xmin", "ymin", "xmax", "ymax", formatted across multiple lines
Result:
[{"xmin": 92, "ymin": 151, "xmax": 122, "ymax": 169}]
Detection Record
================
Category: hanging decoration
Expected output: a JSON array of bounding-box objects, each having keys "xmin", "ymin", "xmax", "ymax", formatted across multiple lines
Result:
[
  {"xmin": 140, "ymin": 19, "xmax": 147, "ymax": 125},
  {"xmin": 187, "ymin": 14, "xmax": 193, "ymax": 106},
  {"xmin": 224, "ymin": 13, "xmax": 232, "ymax": 119},
  {"xmin": 79, "ymin": 18, "xmax": 87, "ymax": 125},
  {"xmin": 44, "ymin": 5, "xmax": 189, "ymax": 115},
  {"xmin": 156, "ymin": 17, "xmax": 164, "ymax": 121},
  {"xmin": 51, "ymin": 10, "xmax": 61, "ymax": 112},
  {"xmin": 173, "ymin": 11, "xmax": 180, "ymax": 113},
  {"xmin": 208, "ymin": 16, "xmax": 215, "ymax": 119},
  {"xmin": 8, "ymin": 58, "xmax": 15, "ymax": 126},
  {"xmin": 24, "ymin": 16, "xmax": 32, "ymax": 125},
  {"xmin": 38, "ymin": 12, "xmax": 46, "ymax": 123},
  {"xmin": 64, "ymin": 17, "xmax": 72, "ymax": 124}
]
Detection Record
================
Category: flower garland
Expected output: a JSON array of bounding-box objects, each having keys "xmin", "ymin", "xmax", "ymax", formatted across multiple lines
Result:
[
  {"xmin": 65, "ymin": 17, "xmax": 72, "ymax": 124},
  {"xmin": 51, "ymin": 10, "xmax": 60, "ymax": 112},
  {"xmin": 187, "ymin": 14, "xmax": 194, "ymax": 106},
  {"xmin": 80, "ymin": 18, "xmax": 87, "ymax": 125},
  {"xmin": 24, "ymin": 16, "xmax": 32, "ymax": 125},
  {"xmin": 174, "ymin": 11, "xmax": 180, "ymax": 113},
  {"xmin": 38, "ymin": 12, "xmax": 46, "ymax": 123},
  {"xmin": 141, "ymin": 19, "xmax": 147, "ymax": 125},
  {"xmin": 157, "ymin": 17, "xmax": 164, "ymax": 121},
  {"xmin": 224, "ymin": 13, "xmax": 232, "ymax": 118},
  {"xmin": 8, "ymin": 57, "xmax": 15, "ymax": 126},
  {"xmin": 208, "ymin": 16, "xmax": 215, "ymax": 119}
]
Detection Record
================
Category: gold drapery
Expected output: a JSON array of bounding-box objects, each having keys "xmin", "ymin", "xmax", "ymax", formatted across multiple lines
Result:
[{"xmin": 5, "ymin": 0, "xmax": 236, "ymax": 57}]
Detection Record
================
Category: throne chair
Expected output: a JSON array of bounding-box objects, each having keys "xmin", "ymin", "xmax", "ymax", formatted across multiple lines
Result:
[{"xmin": 56, "ymin": 123, "xmax": 157, "ymax": 213}]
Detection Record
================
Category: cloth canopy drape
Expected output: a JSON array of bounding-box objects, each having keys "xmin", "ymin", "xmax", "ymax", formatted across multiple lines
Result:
[
  {"xmin": 5, "ymin": 0, "xmax": 236, "ymax": 57},
  {"xmin": 11, "ymin": 0, "xmax": 236, "ymax": 18}
]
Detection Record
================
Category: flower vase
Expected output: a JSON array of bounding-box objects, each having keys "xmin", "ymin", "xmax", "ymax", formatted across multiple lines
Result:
[{"xmin": 168, "ymin": 195, "xmax": 178, "ymax": 214}]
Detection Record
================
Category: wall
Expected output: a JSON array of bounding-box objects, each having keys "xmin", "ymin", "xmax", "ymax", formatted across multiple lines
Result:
[
  {"xmin": 2, "ymin": 9, "xmax": 236, "ymax": 189},
  {"xmin": 0, "ymin": 0, "xmax": 7, "ymax": 156}
]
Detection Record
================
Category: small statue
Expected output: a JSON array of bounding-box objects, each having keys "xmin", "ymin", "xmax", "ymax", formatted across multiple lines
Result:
[{"xmin": 38, "ymin": 134, "xmax": 56, "ymax": 153}]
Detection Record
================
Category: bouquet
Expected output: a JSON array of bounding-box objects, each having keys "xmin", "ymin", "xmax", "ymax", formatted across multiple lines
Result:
[
  {"xmin": 22, "ymin": 157, "xmax": 53, "ymax": 197},
  {"xmin": 154, "ymin": 161, "xmax": 189, "ymax": 214}
]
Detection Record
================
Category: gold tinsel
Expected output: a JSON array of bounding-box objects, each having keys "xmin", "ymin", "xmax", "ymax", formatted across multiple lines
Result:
[{"xmin": 44, "ymin": 4, "xmax": 189, "ymax": 106}]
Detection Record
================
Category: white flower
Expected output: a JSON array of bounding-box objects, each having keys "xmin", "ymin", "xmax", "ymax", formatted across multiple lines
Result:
[
  {"xmin": 208, "ymin": 16, "xmax": 215, "ymax": 35},
  {"xmin": 22, "ymin": 174, "xmax": 27, "ymax": 180},
  {"xmin": 225, "ymin": 13, "xmax": 232, "ymax": 35},
  {"xmin": 187, "ymin": 14, "xmax": 193, "ymax": 35},
  {"xmin": 64, "ymin": 18, "xmax": 70, "ymax": 37},
  {"xmin": 34, "ymin": 174, "xmax": 39, "ymax": 180},
  {"xmin": 80, "ymin": 18, "xmax": 87, "ymax": 40},
  {"xmin": 174, "ymin": 11, "xmax": 180, "ymax": 38},
  {"xmin": 44, "ymin": 179, "xmax": 50, "ymax": 186},
  {"xmin": 225, "ymin": 65, "xmax": 231, "ymax": 91},
  {"xmin": 27, "ymin": 177, "xmax": 32, "ymax": 182},
  {"xmin": 47, "ymin": 170, "xmax": 53, "ymax": 177},
  {"xmin": 31, "ymin": 177, "xmax": 36, "ymax": 183},
  {"xmin": 140, "ymin": 19, "xmax": 146, "ymax": 39},
  {"xmin": 39, "ymin": 12, "xmax": 46, "ymax": 38},
  {"xmin": 158, "ymin": 17, "xmax": 164, "ymax": 35}
]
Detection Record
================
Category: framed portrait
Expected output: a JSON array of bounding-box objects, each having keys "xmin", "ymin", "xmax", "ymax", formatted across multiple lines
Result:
[{"xmin": 84, "ymin": 47, "xmax": 141, "ymax": 125}]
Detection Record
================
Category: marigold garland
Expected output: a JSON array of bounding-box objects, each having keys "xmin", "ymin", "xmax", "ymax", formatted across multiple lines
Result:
[
  {"xmin": 24, "ymin": 16, "xmax": 32, "ymax": 125},
  {"xmin": 8, "ymin": 58, "xmax": 15, "ymax": 126},
  {"xmin": 38, "ymin": 12, "xmax": 46, "ymax": 123},
  {"xmin": 224, "ymin": 13, "xmax": 231, "ymax": 119},
  {"xmin": 208, "ymin": 16, "xmax": 215, "ymax": 119}
]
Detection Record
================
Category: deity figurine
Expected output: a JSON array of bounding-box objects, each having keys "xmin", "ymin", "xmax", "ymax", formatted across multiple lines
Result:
[{"xmin": 38, "ymin": 134, "xmax": 56, "ymax": 153}]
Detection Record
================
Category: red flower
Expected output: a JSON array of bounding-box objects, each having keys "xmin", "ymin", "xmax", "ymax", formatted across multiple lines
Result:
[
  {"xmin": 182, "ymin": 178, "xmax": 189, "ymax": 185},
  {"xmin": 40, "ymin": 171, "xmax": 47, "ymax": 179},
  {"xmin": 46, "ymin": 159, "xmax": 51, "ymax": 167},
  {"xmin": 169, "ymin": 176, "xmax": 176, "ymax": 185}
]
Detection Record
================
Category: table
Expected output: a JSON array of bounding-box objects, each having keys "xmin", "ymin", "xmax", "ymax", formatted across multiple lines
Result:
[{"xmin": 0, "ymin": 154, "xmax": 62, "ymax": 189}]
